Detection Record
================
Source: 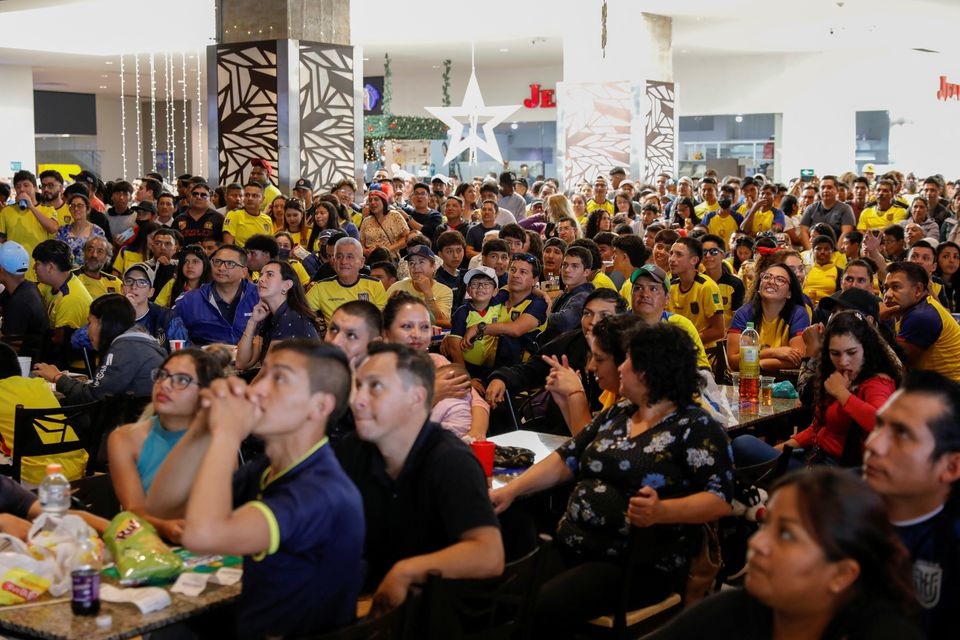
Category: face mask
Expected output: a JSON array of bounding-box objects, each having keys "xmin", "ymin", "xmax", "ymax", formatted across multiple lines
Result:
[
  {"xmin": 718, "ymin": 198, "xmax": 732, "ymax": 210},
  {"xmin": 278, "ymin": 248, "xmax": 291, "ymax": 260}
]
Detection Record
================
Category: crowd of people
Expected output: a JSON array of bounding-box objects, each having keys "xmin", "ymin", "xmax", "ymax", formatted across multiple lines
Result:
[{"xmin": 0, "ymin": 160, "xmax": 957, "ymax": 638}]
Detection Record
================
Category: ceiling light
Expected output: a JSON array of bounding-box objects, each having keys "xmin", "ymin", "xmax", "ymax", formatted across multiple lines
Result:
[
  {"xmin": 510, "ymin": 123, "xmax": 519, "ymax": 130},
  {"xmin": 499, "ymin": 48, "xmax": 509, "ymax": 53},
  {"xmin": 105, "ymin": 61, "xmax": 113, "ymax": 65},
  {"xmin": 99, "ymin": 85, "xmax": 107, "ymax": 89},
  {"xmin": 735, "ymin": 115, "xmax": 743, "ymax": 123}
]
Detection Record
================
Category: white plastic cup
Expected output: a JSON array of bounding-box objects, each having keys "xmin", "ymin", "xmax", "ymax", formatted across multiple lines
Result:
[{"xmin": 17, "ymin": 356, "xmax": 31, "ymax": 378}]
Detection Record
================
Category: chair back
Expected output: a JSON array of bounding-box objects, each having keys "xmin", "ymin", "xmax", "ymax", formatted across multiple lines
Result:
[
  {"xmin": 70, "ymin": 473, "xmax": 121, "ymax": 520},
  {"xmin": 707, "ymin": 338, "xmax": 730, "ymax": 385},
  {"xmin": 11, "ymin": 399, "xmax": 104, "ymax": 482},
  {"xmin": 298, "ymin": 588, "xmax": 420, "ymax": 640},
  {"xmin": 420, "ymin": 536, "xmax": 547, "ymax": 639},
  {"xmin": 89, "ymin": 393, "xmax": 152, "ymax": 472}
]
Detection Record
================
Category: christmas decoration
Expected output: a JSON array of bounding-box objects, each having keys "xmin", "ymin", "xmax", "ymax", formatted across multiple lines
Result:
[
  {"xmin": 382, "ymin": 53, "xmax": 392, "ymax": 115},
  {"xmin": 425, "ymin": 47, "xmax": 520, "ymax": 165},
  {"xmin": 602, "ymin": 1, "xmax": 608, "ymax": 58},
  {"xmin": 363, "ymin": 115, "xmax": 446, "ymax": 140},
  {"xmin": 442, "ymin": 59, "xmax": 451, "ymax": 107}
]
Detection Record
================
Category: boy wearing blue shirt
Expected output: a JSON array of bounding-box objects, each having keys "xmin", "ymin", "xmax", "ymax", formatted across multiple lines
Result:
[
  {"xmin": 446, "ymin": 266, "xmax": 502, "ymax": 378},
  {"xmin": 147, "ymin": 340, "xmax": 364, "ymax": 639}
]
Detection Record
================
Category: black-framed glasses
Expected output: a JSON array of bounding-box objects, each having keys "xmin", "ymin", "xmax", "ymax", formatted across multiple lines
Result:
[
  {"xmin": 191, "ymin": 191, "xmax": 209, "ymax": 198},
  {"xmin": 468, "ymin": 280, "xmax": 495, "ymax": 291},
  {"xmin": 211, "ymin": 258, "xmax": 243, "ymax": 269},
  {"xmin": 122, "ymin": 277, "xmax": 151, "ymax": 289},
  {"xmin": 151, "ymin": 368, "xmax": 196, "ymax": 390}
]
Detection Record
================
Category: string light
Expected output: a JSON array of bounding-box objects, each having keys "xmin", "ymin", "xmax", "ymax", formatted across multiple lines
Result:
[
  {"xmin": 149, "ymin": 52, "xmax": 157, "ymax": 173},
  {"xmin": 163, "ymin": 51, "xmax": 171, "ymax": 182},
  {"xmin": 167, "ymin": 52, "xmax": 175, "ymax": 180},
  {"xmin": 119, "ymin": 54, "xmax": 127, "ymax": 179},
  {"xmin": 134, "ymin": 52, "xmax": 143, "ymax": 178},
  {"xmin": 181, "ymin": 52, "xmax": 188, "ymax": 174},
  {"xmin": 196, "ymin": 48, "xmax": 203, "ymax": 179}
]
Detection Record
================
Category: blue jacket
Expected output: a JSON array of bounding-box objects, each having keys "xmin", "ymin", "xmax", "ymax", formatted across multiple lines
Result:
[{"xmin": 174, "ymin": 281, "xmax": 260, "ymax": 345}]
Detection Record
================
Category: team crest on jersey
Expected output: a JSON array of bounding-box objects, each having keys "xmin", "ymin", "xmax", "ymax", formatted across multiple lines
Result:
[
  {"xmin": 913, "ymin": 559, "xmax": 942, "ymax": 608},
  {"xmin": 511, "ymin": 311, "xmax": 521, "ymax": 321},
  {"xmin": 358, "ymin": 293, "xmax": 369, "ymax": 301},
  {"xmin": 712, "ymin": 292, "xmax": 721, "ymax": 304},
  {"xmin": 690, "ymin": 302, "xmax": 700, "ymax": 315},
  {"xmin": 204, "ymin": 222, "xmax": 213, "ymax": 229}
]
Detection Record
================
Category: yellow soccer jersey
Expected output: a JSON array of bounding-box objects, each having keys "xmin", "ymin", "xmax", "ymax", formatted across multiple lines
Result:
[
  {"xmin": 704, "ymin": 212, "xmax": 741, "ymax": 241},
  {"xmin": 856, "ymin": 205, "xmax": 908, "ymax": 231},
  {"xmin": 449, "ymin": 302, "xmax": 501, "ymax": 367},
  {"xmin": 803, "ymin": 263, "xmax": 840, "ymax": 305},
  {"xmin": 586, "ymin": 199, "xmax": 614, "ymax": 215},
  {"xmin": 307, "ymin": 275, "xmax": 387, "ymax": 324},
  {"xmin": 663, "ymin": 311, "xmax": 711, "ymax": 370},
  {"xmin": 896, "ymin": 295, "xmax": 960, "ymax": 381},
  {"xmin": 694, "ymin": 201, "xmax": 720, "ymax": 218},
  {"xmin": 44, "ymin": 273, "xmax": 93, "ymax": 329},
  {"xmin": 224, "ymin": 209, "xmax": 274, "ymax": 247},
  {"xmin": 667, "ymin": 274, "xmax": 723, "ymax": 347},
  {"xmin": 74, "ymin": 270, "xmax": 122, "ymax": 300},
  {"xmin": 386, "ymin": 278, "xmax": 453, "ymax": 323},
  {"xmin": 591, "ymin": 270, "xmax": 618, "ymax": 291}
]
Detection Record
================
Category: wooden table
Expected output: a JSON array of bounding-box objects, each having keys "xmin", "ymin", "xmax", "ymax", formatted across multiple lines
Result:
[
  {"xmin": 0, "ymin": 581, "xmax": 240, "ymax": 640},
  {"xmin": 719, "ymin": 385, "xmax": 807, "ymax": 437},
  {"xmin": 488, "ymin": 430, "xmax": 569, "ymax": 489}
]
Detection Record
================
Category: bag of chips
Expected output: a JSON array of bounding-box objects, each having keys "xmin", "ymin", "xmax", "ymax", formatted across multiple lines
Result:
[
  {"xmin": 0, "ymin": 535, "xmax": 55, "ymax": 605},
  {"xmin": 104, "ymin": 512, "xmax": 182, "ymax": 585}
]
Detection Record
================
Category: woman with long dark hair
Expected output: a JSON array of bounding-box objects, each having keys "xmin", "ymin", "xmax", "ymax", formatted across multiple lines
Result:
[
  {"xmin": 282, "ymin": 198, "xmax": 309, "ymax": 247},
  {"xmin": 935, "ymin": 241, "xmax": 960, "ymax": 312},
  {"xmin": 584, "ymin": 208, "xmax": 613, "ymax": 239},
  {"xmin": 650, "ymin": 468, "xmax": 921, "ymax": 640},
  {"xmin": 672, "ymin": 196, "xmax": 700, "ymax": 231},
  {"xmin": 235, "ymin": 260, "xmax": 320, "ymax": 370},
  {"xmin": 734, "ymin": 311, "xmax": 902, "ymax": 469},
  {"xmin": 108, "ymin": 348, "xmax": 224, "ymax": 542},
  {"xmin": 155, "ymin": 244, "xmax": 212, "ymax": 308},
  {"xmin": 305, "ymin": 199, "xmax": 342, "ymax": 253},
  {"xmin": 726, "ymin": 261, "xmax": 809, "ymax": 373},
  {"xmin": 33, "ymin": 293, "xmax": 166, "ymax": 403},
  {"xmin": 320, "ymin": 193, "xmax": 359, "ymax": 240}
]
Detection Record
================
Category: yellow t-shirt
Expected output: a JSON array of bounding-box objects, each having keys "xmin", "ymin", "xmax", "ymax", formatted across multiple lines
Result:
[
  {"xmin": 307, "ymin": 275, "xmax": 388, "ymax": 324},
  {"xmin": 74, "ymin": 270, "xmax": 122, "ymax": 300},
  {"xmin": 705, "ymin": 212, "xmax": 740, "ymax": 241},
  {"xmin": 856, "ymin": 205, "xmax": 908, "ymax": 231},
  {"xmin": 591, "ymin": 271, "xmax": 618, "ymax": 291},
  {"xmin": 55, "ymin": 203, "xmax": 72, "ymax": 226},
  {"xmin": 223, "ymin": 209, "xmax": 274, "ymax": 247},
  {"xmin": 155, "ymin": 279, "xmax": 175, "ymax": 307},
  {"xmin": 44, "ymin": 274, "xmax": 93, "ymax": 329},
  {"xmin": 586, "ymin": 200, "xmax": 614, "ymax": 215},
  {"xmin": 664, "ymin": 312, "xmax": 711, "ymax": 370},
  {"xmin": 694, "ymin": 201, "xmax": 720, "ymax": 218},
  {"xmin": 803, "ymin": 263, "xmax": 841, "ymax": 305},
  {"xmin": 668, "ymin": 274, "xmax": 724, "ymax": 348},
  {"xmin": 0, "ymin": 203, "xmax": 58, "ymax": 282},
  {"xmin": 386, "ymin": 278, "xmax": 454, "ymax": 323},
  {"xmin": 253, "ymin": 262, "xmax": 311, "ymax": 289},
  {"xmin": 262, "ymin": 184, "xmax": 283, "ymax": 214},
  {"xmin": 619, "ymin": 279, "xmax": 633, "ymax": 310},
  {"xmin": 746, "ymin": 209, "xmax": 778, "ymax": 234},
  {"xmin": 448, "ymin": 303, "xmax": 502, "ymax": 368},
  {"xmin": 896, "ymin": 296, "xmax": 960, "ymax": 381},
  {"xmin": 114, "ymin": 249, "xmax": 145, "ymax": 276},
  {"xmin": 0, "ymin": 377, "xmax": 88, "ymax": 485}
]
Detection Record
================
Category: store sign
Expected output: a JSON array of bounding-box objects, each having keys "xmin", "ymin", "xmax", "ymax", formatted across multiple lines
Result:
[
  {"xmin": 523, "ymin": 84, "xmax": 557, "ymax": 109},
  {"xmin": 937, "ymin": 75, "xmax": 960, "ymax": 101}
]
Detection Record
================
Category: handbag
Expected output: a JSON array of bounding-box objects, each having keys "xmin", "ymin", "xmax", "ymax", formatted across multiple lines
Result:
[{"xmin": 685, "ymin": 522, "xmax": 722, "ymax": 606}]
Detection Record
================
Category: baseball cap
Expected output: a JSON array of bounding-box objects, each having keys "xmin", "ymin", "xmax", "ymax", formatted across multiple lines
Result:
[
  {"xmin": 431, "ymin": 174, "xmax": 450, "ymax": 185},
  {"xmin": 69, "ymin": 170, "xmax": 99, "ymax": 186},
  {"xmin": 250, "ymin": 158, "xmax": 273, "ymax": 177},
  {"xmin": 132, "ymin": 201, "xmax": 157, "ymax": 216},
  {"xmin": 863, "ymin": 163, "xmax": 876, "ymax": 174},
  {"xmin": 0, "ymin": 241, "xmax": 30, "ymax": 275},
  {"xmin": 406, "ymin": 244, "xmax": 437, "ymax": 261},
  {"xmin": 293, "ymin": 178, "xmax": 314, "ymax": 191},
  {"xmin": 609, "ymin": 167, "xmax": 627, "ymax": 177},
  {"xmin": 124, "ymin": 262, "xmax": 156, "ymax": 287},
  {"xmin": 463, "ymin": 266, "xmax": 497, "ymax": 288},
  {"xmin": 630, "ymin": 264, "xmax": 670, "ymax": 292},
  {"xmin": 319, "ymin": 229, "xmax": 347, "ymax": 243},
  {"xmin": 819, "ymin": 287, "xmax": 880, "ymax": 323}
]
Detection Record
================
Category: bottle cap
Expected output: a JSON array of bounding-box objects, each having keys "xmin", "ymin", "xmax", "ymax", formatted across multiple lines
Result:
[
  {"xmin": 745, "ymin": 322, "xmax": 754, "ymax": 329},
  {"xmin": 96, "ymin": 615, "xmax": 112, "ymax": 628},
  {"xmin": 45, "ymin": 463, "xmax": 63, "ymax": 473}
]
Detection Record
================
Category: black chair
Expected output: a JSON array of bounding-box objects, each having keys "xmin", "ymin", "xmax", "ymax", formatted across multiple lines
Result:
[
  {"xmin": 418, "ymin": 535, "xmax": 549, "ymax": 640},
  {"xmin": 298, "ymin": 589, "xmax": 420, "ymax": 640},
  {"xmin": 89, "ymin": 393, "xmax": 152, "ymax": 472},
  {"xmin": 0, "ymin": 333, "xmax": 42, "ymax": 360},
  {"xmin": 10, "ymin": 399, "xmax": 104, "ymax": 482},
  {"xmin": 707, "ymin": 338, "xmax": 730, "ymax": 385},
  {"xmin": 70, "ymin": 473, "xmax": 121, "ymax": 520},
  {"xmin": 579, "ymin": 528, "xmax": 686, "ymax": 639}
]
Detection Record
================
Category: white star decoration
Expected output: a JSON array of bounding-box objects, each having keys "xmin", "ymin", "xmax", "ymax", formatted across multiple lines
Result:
[{"xmin": 425, "ymin": 69, "xmax": 520, "ymax": 166}]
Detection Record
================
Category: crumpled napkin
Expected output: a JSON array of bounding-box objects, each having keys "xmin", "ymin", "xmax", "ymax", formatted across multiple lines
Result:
[{"xmin": 772, "ymin": 380, "xmax": 798, "ymax": 398}]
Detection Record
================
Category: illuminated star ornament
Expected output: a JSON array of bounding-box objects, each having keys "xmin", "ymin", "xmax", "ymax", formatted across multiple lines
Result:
[{"xmin": 425, "ymin": 68, "xmax": 520, "ymax": 166}]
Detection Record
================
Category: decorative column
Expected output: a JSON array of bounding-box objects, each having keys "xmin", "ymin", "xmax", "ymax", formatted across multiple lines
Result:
[
  {"xmin": 207, "ymin": 0, "xmax": 361, "ymax": 192},
  {"xmin": 557, "ymin": 0, "xmax": 675, "ymax": 188}
]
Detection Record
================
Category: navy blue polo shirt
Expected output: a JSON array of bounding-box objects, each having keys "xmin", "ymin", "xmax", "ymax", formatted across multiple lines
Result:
[{"xmin": 232, "ymin": 438, "xmax": 365, "ymax": 639}]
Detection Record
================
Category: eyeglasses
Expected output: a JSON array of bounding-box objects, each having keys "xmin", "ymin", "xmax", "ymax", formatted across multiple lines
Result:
[
  {"xmin": 151, "ymin": 368, "xmax": 196, "ymax": 390},
  {"xmin": 211, "ymin": 258, "xmax": 243, "ymax": 269},
  {"xmin": 468, "ymin": 281, "xmax": 495, "ymax": 291},
  {"xmin": 703, "ymin": 248, "xmax": 724, "ymax": 256},
  {"xmin": 122, "ymin": 277, "xmax": 151, "ymax": 289},
  {"xmin": 191, "ymin": 191, "xmax": 209, "ymax": 198},
  {"xmin": 759, "ymin": 273, "xmax": 790, "ymax": 287},
  {"xmin": 68, "ymin": 202, "xmax": 88, "ymax": 209},
  {"xmin": 154, "ymin": 240, "xmax": 176, "ymax": 248}
]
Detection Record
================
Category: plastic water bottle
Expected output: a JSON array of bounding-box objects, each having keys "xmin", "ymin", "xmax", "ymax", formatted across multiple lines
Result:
[
  {"xmin": 739, "ymin": 322, "xmax": 761, "ymax": 409},
  {"xmin": 38, "ymin": 463, "xmax": 71, "ymax": 516}
]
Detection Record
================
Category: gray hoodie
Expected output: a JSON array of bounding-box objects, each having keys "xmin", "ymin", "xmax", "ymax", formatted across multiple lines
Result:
[{"xmin": 56, "ymin": 327, "xmax": 167, "ymax": 405}]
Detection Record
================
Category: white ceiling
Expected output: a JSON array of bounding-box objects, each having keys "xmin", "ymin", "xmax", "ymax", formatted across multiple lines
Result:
[{"xmin": 3, "ymin": 0, "xmax": 960, "ymax": 97}]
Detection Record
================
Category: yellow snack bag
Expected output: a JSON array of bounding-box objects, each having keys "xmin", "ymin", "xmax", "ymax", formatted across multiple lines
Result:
[{"xmin": 0, "ymin": 567, "xmax": 51, "ymax": 605}]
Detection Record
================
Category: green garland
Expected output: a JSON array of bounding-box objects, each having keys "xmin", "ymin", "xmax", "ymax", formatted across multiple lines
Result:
[
  {"xmin": 442, "ymin": 59, "xmax": 451, "ymax": 107},
  {"xmin": 364, "ymin": 115, "xmax": 447, "ymax": 140},
  {"xmin": 382, "ymin": 53, "xmax": 392, "ymax": 114}
]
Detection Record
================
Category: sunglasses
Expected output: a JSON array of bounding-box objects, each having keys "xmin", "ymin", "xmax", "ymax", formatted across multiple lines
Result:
[{"xmin": 191, "ymin": 191, "xmax": 209, "ymax": 198}]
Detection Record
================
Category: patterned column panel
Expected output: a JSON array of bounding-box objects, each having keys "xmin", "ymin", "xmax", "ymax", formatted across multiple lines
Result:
[
  {"xmin": 556, "ymin": 81, "xmax": 634, "ymax": 188},
  {"xmin": 298, "ymin": 43, "xmax": 355, "ymax": 191},
  {"xmin": 643, "ymin": 81, "xmax": 676, "ymax": 183},
  {"xmin": 214, "ymin": 41, "xmax": 279, "ymax": 186}
]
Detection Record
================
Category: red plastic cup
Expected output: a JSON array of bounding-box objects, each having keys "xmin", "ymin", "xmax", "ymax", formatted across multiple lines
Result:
[{"xmin": 470, "ymin": 440, "xmax": 495, "ymax": 477}]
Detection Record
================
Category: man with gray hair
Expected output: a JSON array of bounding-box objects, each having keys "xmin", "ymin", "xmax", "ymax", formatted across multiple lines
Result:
[
  {"xmin": 307, "ymin": 236, "xmax": 387, "ymax": 324},
  {"xmin": 73, "ymin": 236, "xmax": 121, "ymax": 300}
]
